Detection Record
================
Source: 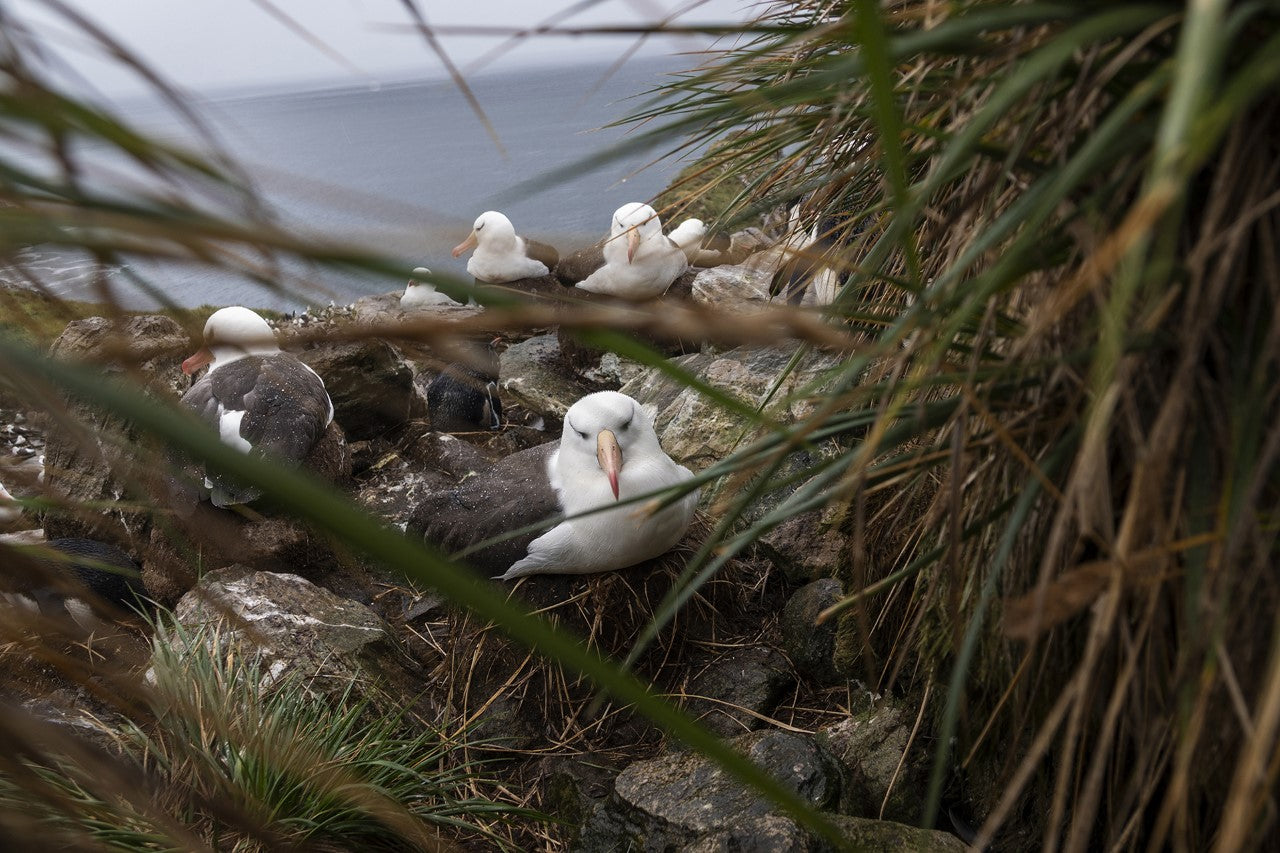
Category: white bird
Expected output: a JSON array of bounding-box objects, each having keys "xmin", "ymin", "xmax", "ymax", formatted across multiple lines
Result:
[
  {"xmin": 413, "ymin": 390, "xmax": 698, "ymax": 580},
  {"xmin": 451, "ymin": 210, "xmax": 560, "ymax": 284},
  {"xmin": 177, "ymin": 306, "xmax": 334, "ymax": 507},
  {"xmin": 575, "ymin": 203, "xmax": 689, "ymax": 300},
  {"xmin": 666, "ymin": 218, "xmax": 708, "ymax": 264},
  {"xmin": 0, "ymin": 479, "xmax": 21, "ymax": 526},
  {"xmin": 401, "ymin": 267, "xmax": 462, "ymax": 308}
]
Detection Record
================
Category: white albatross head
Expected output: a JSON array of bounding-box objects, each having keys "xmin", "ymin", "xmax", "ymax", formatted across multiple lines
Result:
[
  {"xmin": 181, "ymin": 306, "xmax": 279, "ymax": 376},
  {"xmin": 607, "ymin": 202, "xmax": 664, "ymax": 265},
  {"xmin": 667, "ymin": 218, "xmax": 707, "ymax": 260},
  {"xmin": 452, "ymin": 210, "xmax": 518, "ymax": 258},
  {"xmin": 558, "ymin": 390, "xmax": 664, "ymax": 500}
]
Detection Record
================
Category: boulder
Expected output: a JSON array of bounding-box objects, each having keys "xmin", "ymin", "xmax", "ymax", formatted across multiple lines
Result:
[
  {"xmin": 160, "ymin": 567, "xmax": 423, "ymax": 707},
  {"xmin": 42, "ymin": 315, "xmax": 189, "ymax": 548},
  {"xmin": 620, "ymin": 346, "xmax": 840, "ymax": 495},
  {"xmin": 757, "ymin": 503, "xmax": 848, "ymax": 585},
  {"xmin": 683, "ymin": 645, "xmax": 794, "ymax": 736},
  {"xmin": 691, "ymin": 261, "xmax": 773, "ymax": 312},
  {"xmin": 780, "ymin": 578, "xmax": 845, "ymax": 685},
  {"xmin": 826, "ymin": 816, "xmax": 967, "ymax": 852},
  {"xmin": 577, "ymin": 729, "xmax": 839, "ymax": 851},
  {"xmin": 817, "ymin": 696, "xmax": 927, "ymax": 825},
  {"xmin": 499, "ymin": 334, "xmax": 602, "ymax": 421},
  {"xmin": 299, "ymin": 339, "xmax": 416, "ymax": 441}
]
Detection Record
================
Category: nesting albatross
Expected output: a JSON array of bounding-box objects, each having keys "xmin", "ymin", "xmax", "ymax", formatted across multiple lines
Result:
[
  {"xmin": 176, "ymin": 306, "xmax": 334, "ymax": 507},
  {"xmin": 575, "ymin": 203, "xmax": 688, "ymax": 300},
  {"xmin": 402, "ymin": 267, "xmax": 462, "ymax": 308},
  {"xmin": 452, "ymin": 210, "xmax": 560, "ymax": 284},
  {"xmin": 413, "ymin": 390, "xmax": 697, "ymax": 580}
]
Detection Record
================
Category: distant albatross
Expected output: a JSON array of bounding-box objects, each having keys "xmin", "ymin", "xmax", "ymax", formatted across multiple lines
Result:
[
  {"xmin": 452, "ymin": 210, "xmax": 560, "ymax": 283},
  {"xmin": 402, "ymin": 267, "xmax": 462, "ymax": 308},
  {"xmin": 412, "ymin": 390, "xmax": 698, "ymax": 580},
  {"xmin": 177, "ymin": 306, "xmax": 334, "ymax": 507},
  {"xmin": 575, "ymin": 203, "xmax": 688, "ymax": 300}
]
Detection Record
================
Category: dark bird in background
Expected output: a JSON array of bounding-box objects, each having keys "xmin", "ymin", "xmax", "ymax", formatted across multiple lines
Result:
[
  {"xmin": 427, "ymin": 364, "xmax": 503, "ymax": 433},
  {"xmin": 1, "ymin": 537, "xmax": 150, "ymax": 629}
]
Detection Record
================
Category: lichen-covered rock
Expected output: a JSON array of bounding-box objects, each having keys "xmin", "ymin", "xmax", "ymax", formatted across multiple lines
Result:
[
  {"xmin": 499, "ymin": 333, "xmax": 601, "ymax": 421},
  {"xmin": 818, "ymin": 696, "xmax": 927, "ymax": 825},
  {"xmin": 691, "ymin": 261, "xmax": 773, "ymax": 312},
  {"xmin": 781, "ymin": 578, "xmax": 845, "ymax": 685},
  {"xmin": 826, "ymin": 815, "xmax": 967, "ymax": 852},
  {"xmin": 683, "ymin": 645, "xmax": 794, "ymax": 736},
  {"xmin": 757, "ymin": 504, "xmax": 848, "ymax": 585},
  {"xmin": 620, "ymin": 346, "xmax": 840, "ymax": 492},
  {"xmin": 162, "ymin": 567, "xmax": 421, "ymax": 705},
  {"xmin": 43, "ymin": 315, "xmax": 189, "ymax": 548},
  {"xmin": 299, "ymin": 339, "xmax": 416, "ymax": 441},
  {"xmin": 577, "ymin": 729, "xmax": 839, "ymax": 851}
]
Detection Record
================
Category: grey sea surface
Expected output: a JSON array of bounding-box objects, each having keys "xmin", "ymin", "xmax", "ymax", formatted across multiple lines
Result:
[{"xmin": 29, "ymin": 56, "xmax": 691, "ymax": 311}]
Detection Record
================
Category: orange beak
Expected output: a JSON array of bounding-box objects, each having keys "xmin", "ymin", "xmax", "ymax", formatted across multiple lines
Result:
[
  {"xmin": 596, "ymin": 429, "xmax": 622, "ymax": 500},
  {"xmin": 452, "ymin": 231, "xmax": 478, "ymax": 258},
  {"xmin": 626, "ymin": 227, "xmax": 641, "ymax": 264},
  {"xmin": 181, "ymin": 346, "xmax": 213, "ymax": 375}
]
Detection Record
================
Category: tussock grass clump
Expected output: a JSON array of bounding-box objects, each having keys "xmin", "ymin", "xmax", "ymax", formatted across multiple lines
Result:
[
  {"xmin": 0, "ymin": 624, "xmax": 535, "ymax": 850},
  {"xmin": 621, "ymin": 0, "xmax": 1280, "ymax": 849}
]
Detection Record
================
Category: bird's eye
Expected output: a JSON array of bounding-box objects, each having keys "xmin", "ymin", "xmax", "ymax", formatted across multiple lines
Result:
[
  {"xmin": 576, "ymin": 430, "xmax": 588, "ymax": 441},
  {"xmin": 620, "ymin": 417, "xmax": 632, "ymax": 432},
  {"xmin": 476, "ymin": 222, "xmax": 484, "ymax": 231}
]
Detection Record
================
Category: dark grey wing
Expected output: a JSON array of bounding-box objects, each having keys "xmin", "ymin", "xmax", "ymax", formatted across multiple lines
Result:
[
  {"xmin": 170, "ymin": 375, "xmax": 224, "ymax": 507},
  {"xmin": 524, "ymin": 238, "xmax": 560, "ymax": 271},
  {"xmin": 47, "ymin": 537, "xmax": 149, "ymax": 612},
  {"xmin": 554, "ymin": 240, "xmax": 606, "ymax": 285},
  {"xmin": 220, "ymin": 355, "xmax": 331, "ymax": 464},
  {"xmin": 410, "ymin": 442, "xmax": 560, "ymax": 577}
]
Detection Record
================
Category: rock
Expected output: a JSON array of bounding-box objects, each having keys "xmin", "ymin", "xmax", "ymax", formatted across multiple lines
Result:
[
  {"xmin": 781, "ymin": 578, "xmax": 845, "ymax": 685},
  {"xmin": 620, "ymin": 346, "xmax": 839, "ymax": 497},
  {"xmin": 683, "ymin": 645, "xmax": 794, "ymax": 736},
  {"xmin": 536, "ymin": 754, "xmax": 621, "ymax": 837},
  {"xmin": 577, "ymin": 729, "xmax": 839, "ymax": 851},
  {"xmin": 756, "ymin": 504, "xmax": 847, "ymax": 585},
  {"xmin": 818, "ymin": 696, "xmax": 926, "ymax": 825},
  {"xmin": 691, "ymin": 261, "xmax": 773, "ymax": 312},
  {"xmin": 826, "ymin": 815, "xmax": 967, "ymax": 852},
  {"xmin": 299, "ymin": 339, "xmax": 416, "ymax": 441},
  {"xmin": 499, "ymin": 334, "xmax": 601, "ymax": 421},
  {"xmin": 161, "ymin": 567, "xmax": 423, "ymax": 707},
  {"xmin": 42, "ymin": 315, "xmax": 189, "ymax": 548}
]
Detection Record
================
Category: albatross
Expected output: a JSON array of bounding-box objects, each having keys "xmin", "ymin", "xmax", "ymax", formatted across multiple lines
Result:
[
  {"xmin": 413, "ymin": 390, "xmax": 697, "ymax": 580},
  {"xmin": 452, "ymin": 210, "xmax": 560, "ymax": 283},
  {"xmin": 177, "ymin": 306, "xmax": 334, "ymax": 507},
  {"xmin": 575, "ymin": 203, "xmax": 688, "ymax": 300},
  {"xmin": 402, "ymin": 267, "xmax": 463, "ymax": 308}
]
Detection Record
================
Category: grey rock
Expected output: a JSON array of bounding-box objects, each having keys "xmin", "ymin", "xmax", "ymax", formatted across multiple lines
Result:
[
  {"xmin": 825, "ymin": 815, "xmax": 967, "ymax": 852},
  {"xmin": 781, "ymin": 578, "xmax": 845, "ymax": 685},
  {"xmin": 621, "ymin": 346, "xmax": 840, "ymax": 499},
  {"xmin": 756, "ymin": 504, "xmax": 848, "ymax": 585},
  {"xmin": 499, "ymin": 333, "xmax": 601, "ymax": 421},
  {"xmin": 691, "ymin": 262, "xmax": 773, "ymax": 312},
  {"xmin": 818, "ymin": 696, "xmax": 926, "ymax": 825},
  {"xmin": 161, "ymin": 567, "xmax": 422, "ymax": 706},
  {"xmin": 577, "ymin": 729, "xmax": 839, "ymax": 852},
  {"xmin": 684, "ymin": 645, "xmax": 794, "ymax": 736},
  {"xmin": 43, "ymin": 315, "xmax": 189, "ymax": 548},
  {"xmin": 299, "ymin": 339, "xmax": 416, "ymax": 441}
]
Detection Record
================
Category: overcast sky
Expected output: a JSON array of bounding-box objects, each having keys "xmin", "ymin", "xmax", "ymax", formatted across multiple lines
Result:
[{"xmin": 11, "ymin": 0, "xmax": 756, "ymax": 97}]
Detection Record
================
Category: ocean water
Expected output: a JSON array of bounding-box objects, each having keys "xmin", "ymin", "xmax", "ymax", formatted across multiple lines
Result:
[{"xmin": 41, "ymin": 56, "xmax": 692, "ymax": 311}]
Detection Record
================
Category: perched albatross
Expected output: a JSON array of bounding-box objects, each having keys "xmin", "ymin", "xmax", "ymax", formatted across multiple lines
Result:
[
  {"xmin": 452, "ymin": 210, "xmax": 560, "ymax": 283},
  {"xmin": 0, "ymin": 479, "xmax": 21, "ymax": 527},
  {"xmin": 575, "ymin": 203, "xmax": 688, "ymax": 300},
  {"xmin": 402, "ymin": 267, "xmax": 462, "ymax": 308},
  {"xmin": 413, "ymin": 390, "xmax": 697, "ymax": 580},
  {"xmin": 177, "ymin": 306, "xmax": 334, "ymax": 507}
]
